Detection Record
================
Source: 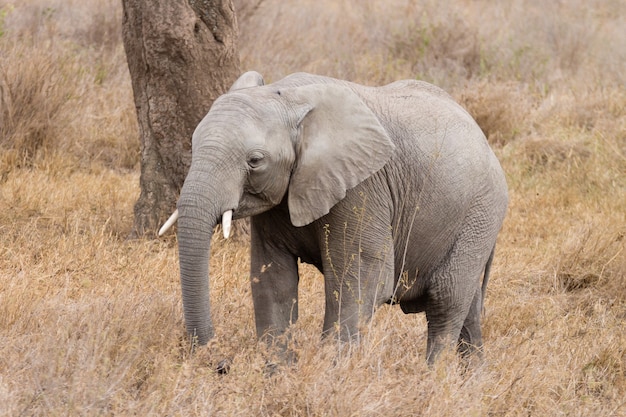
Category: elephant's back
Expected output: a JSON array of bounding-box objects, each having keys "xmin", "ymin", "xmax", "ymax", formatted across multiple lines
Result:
[
  {"xmin": 365, "ymin": 81, "xmax": 507, "ymax": 279},
  {"xmin": 372, "ymin": 82, "xmax": 496, "ymax": 194}
]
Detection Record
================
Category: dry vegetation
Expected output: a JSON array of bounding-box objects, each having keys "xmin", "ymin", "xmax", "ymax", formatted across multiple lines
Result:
[{"xmin": 1, "ymin": 0, "xmax": 625, "ymax": 415}]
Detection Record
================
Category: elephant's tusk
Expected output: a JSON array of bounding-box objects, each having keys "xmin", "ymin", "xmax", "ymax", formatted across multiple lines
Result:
[
  {"xmin": 222, "ymin": 210, "xmax": 232, "ymax": 239},
  {"xmin": 158, "ymin": 209, "xmax": 179, "ymax": 237}
]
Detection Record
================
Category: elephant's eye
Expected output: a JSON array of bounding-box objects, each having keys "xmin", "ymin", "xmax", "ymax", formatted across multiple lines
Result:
[{"xmin": 247, "ymin": 153, "xmax": 265, "ymax": 169}]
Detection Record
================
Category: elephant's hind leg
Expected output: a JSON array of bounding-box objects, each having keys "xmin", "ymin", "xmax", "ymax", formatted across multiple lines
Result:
[
  {"xmin": 457, "ymin": 286, "xmax": 484, "ymax": 360},
  {"xmin": 424, "ymin": 226, "xmax": 497, "ymax": 363},
  {"xmin": 424, "ymin": 297, "xmax": 468, "ymax": 364}
]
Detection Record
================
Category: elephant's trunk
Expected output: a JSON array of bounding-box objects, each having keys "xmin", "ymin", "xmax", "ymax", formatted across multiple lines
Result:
[
  {"xmin": 176, "ymin": 166, "xmax": 229, "ymax": 346},
  {"xmin": 177, "ymin": 204, "xmax": 215, "ymax": 345}
]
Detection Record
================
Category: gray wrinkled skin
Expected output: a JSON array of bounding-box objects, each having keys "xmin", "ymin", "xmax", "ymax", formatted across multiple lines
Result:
[{"xmin": 175, "ymin": 71, "xmax": 508, "ymax": 363}]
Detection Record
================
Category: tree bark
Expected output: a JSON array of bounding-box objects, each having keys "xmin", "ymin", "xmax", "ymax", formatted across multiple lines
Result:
[{"xmin": 122, "ymin": 0, "xmax": 240, "ymax": 238}]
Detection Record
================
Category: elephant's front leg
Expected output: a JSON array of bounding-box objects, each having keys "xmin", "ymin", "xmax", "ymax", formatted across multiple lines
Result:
[
  {"xmin": 320, "ymin": 212, "xmax": 395, "ymax": 342},
  {"xmin": 249, "ymin": 226, "xmax": 299, "ymax": 344}
]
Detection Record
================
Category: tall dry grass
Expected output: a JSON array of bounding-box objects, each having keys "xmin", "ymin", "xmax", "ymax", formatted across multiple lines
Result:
[
  {"xmin": 0, "ymin": 0, "xmax": 137, "ymax": 177},
  {"xmin": 1, "ymin": 0, "xmax": 625, "ymax": 415}
]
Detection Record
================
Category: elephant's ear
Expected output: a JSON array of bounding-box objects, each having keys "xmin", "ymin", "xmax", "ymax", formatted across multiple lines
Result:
[
  {"xmin": 285, "ymin": 83, "xmax": 395, "ymax": 227},
  {"xmin": 229, "ymin": 71, "xmax": 264, "ymax": 91}
]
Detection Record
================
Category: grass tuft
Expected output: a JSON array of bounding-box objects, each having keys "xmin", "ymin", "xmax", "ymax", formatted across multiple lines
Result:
[{"xmin": 0, "ymin": 42, "xmax": 72, "ymax": 170}]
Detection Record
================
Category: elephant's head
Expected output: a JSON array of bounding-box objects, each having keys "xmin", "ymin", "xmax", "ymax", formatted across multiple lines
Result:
[{"xmin": 163, "ymin": 72, "xmax": 395, "ymax": 345}]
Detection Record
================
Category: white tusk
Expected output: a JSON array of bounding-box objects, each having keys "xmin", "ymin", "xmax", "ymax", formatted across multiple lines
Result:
[
  {"xmin": 158, "ymin": 209, "xmax": 179, "ymax": 237},
  {"xmin": 222, "ymin": 210, "xmax": 232, "ymax": 239}
]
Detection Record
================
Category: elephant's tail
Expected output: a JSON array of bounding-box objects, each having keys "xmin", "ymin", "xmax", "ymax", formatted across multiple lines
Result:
[{"xmin": 481, "ymin": 245, "xmax": 496, "ymax": 315}]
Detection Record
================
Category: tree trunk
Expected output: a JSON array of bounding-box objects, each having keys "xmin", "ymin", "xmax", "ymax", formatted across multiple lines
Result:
[{"xmin": 122, "ymin": 0, "xmax": 240, "ymax": 238}]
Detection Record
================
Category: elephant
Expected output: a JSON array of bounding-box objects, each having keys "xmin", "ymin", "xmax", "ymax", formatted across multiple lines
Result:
[{"xmin": 159, "ymin": 71, "xmax": 509, "ymax": 363}]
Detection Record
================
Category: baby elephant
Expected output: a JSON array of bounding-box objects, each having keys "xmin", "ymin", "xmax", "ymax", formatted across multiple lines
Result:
[{"xmin": 160, "ymin": 71, "xmax": 508, "ymax": 363}]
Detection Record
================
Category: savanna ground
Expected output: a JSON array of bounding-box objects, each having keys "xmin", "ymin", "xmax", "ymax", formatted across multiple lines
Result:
[{"xmin": 1, "ymin": 0, "xmax": 625, "ymax": 415}]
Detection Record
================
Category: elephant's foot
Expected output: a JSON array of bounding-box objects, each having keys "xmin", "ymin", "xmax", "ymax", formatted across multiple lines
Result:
[
  {"xmin": 216, "ymin": 358, "xmax": 231, "ymax": 375},
  {"xmin": 260, "ymin": 332, "xmax": 298, "ymax": 374}
]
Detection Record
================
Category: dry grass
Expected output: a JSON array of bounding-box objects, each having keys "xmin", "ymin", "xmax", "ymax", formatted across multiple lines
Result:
[{"xmin": 1, "ymin": 0, "xmax": 625, "ymax": 415}]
